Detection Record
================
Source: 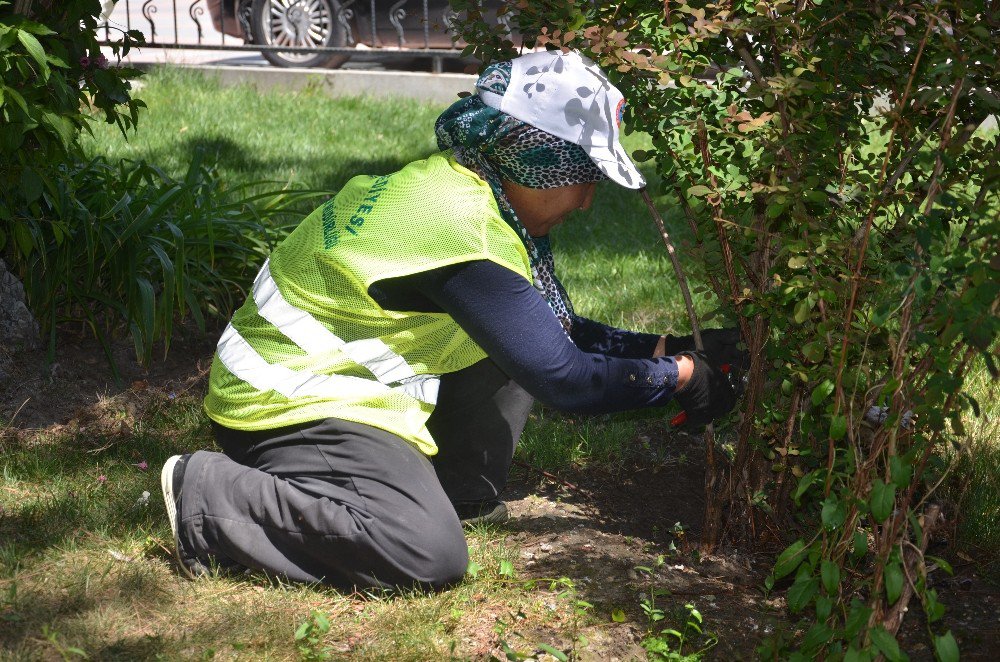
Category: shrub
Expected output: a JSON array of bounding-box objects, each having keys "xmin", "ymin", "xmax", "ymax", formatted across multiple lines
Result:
[
  {"xmin": 450, "ymin": 1, "xmax": 999, "ymax": 657},
  {"xmin": 1, "ymin": 2, "xmax": 325, "ymax": 372},
  {"xmin": 0, "ymin": 0, "xmax": 144, "ymax": 223},
  {"xmin": 15, "ymin": 151, "xmax": 317, "ymax": 375}
]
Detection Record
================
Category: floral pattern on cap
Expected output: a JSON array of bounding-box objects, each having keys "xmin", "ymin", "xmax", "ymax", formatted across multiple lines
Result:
[{"xmin": 433, "ymin": 61, "xmax": 611, "ymax": 333}]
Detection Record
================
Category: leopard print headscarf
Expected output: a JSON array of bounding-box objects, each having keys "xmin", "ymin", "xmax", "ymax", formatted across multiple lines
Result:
[{"xmin": 435, "ymin": 61, "xmax": 607, "ymax": 334}]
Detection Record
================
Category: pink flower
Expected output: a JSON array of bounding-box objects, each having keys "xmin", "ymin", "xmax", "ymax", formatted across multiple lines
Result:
[
  {"xmin": 97, "ymin": 475, "xmax": 107, "ymax": 484},
  {"xmin": 94, "ymin": 54, "xmax": 109, "ymax": 69},
  {"xmin": 135, "ymin": 460, "xmax": 148, "ymax": 471},
  {"xmin": 79, "ymin": 56, "xmax": 91, "ymax": 69}
]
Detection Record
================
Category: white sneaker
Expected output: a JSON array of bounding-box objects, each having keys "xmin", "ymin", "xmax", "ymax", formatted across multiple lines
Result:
[
  {"xmin": 160, "ymin": 454, "xmax": 205, "ymax": 579},
  {"xmin": 160, "ymin": 455, "xmax": 182, "ymax": 544}
]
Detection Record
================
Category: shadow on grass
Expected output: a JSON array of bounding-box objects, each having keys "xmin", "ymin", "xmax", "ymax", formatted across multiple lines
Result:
[
  {"xmin": 0, "ymin": 432, "xmax": 205, "ymax": 562},
  {"xmin": 144, "ymin": 133, "xmax": 442, "ymax": 196}
]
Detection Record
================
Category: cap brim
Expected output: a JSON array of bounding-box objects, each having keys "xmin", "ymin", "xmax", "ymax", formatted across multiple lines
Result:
[{"xmin": 586, "ymin": 143, "xmax": 646, "ymax": 189}]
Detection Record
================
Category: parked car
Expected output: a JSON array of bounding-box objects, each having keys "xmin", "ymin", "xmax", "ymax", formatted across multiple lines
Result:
[{"xmin": 206, "ymin": 0, "xmax": 499, "ymax": 69}]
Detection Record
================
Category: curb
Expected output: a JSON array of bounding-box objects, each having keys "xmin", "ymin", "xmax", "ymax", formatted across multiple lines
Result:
[{"xmin": 132, "ymin": 62, "xmax": 477, "ymax": 106}]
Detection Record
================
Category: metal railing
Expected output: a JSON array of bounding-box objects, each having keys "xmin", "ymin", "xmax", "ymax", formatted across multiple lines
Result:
[{"xmin": 98, "ymin": 0, "xmax": 490, "ymax": 72}]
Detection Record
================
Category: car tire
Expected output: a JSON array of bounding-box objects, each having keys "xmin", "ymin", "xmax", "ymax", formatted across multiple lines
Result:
[{"xmin": 250, "ymin": 0, "xmax": 351, "ymax": 69}]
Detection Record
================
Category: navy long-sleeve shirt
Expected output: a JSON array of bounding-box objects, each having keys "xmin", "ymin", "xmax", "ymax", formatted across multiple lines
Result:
[{"xmin": 368, "ymin": 259, "xmax": 680, "ymax": 415}]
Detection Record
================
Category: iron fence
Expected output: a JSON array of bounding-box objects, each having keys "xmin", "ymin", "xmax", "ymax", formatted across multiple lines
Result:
[{"xmin": 97, "ymin": 0, "xmax": 495, "ymax": 72}]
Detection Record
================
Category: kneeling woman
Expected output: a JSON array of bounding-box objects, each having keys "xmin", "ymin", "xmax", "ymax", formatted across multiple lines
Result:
[{"xmin": 161, "ymin": 50, "xmax": 739, "ymax": 590}]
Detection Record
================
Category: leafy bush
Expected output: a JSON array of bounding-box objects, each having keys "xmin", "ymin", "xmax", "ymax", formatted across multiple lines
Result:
[
  {"xmin": 14, "ymin": 151, "xmax": 317, "ymax": 374},
  {"xmin": 0, "ymin": 0, "xmax": 144, "ymax": 225},
  {"xmin": 0, "ymin": 2, "xmax": 325, "ymax": 371},
  {"xmin": 450, "ymin": 0, "xmax": 998, "ymax": 658}
]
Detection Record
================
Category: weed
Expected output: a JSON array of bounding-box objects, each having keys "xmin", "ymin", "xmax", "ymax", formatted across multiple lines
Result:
[
  {"xmin": 294, "ymin": 610, "xmax": 332, "ymax": 661},
  {"xmin": 41, "ymin": 624, "xmax": 89, "ymax": 660},
  {"xmin": 641, "ymin": 602, "xmax": 718, "ymax": 661}
]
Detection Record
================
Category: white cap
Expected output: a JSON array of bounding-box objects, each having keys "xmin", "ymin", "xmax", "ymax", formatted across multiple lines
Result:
[{"xmin": 478, "ymin": 50, "xmax": 645, "ymax": 190}]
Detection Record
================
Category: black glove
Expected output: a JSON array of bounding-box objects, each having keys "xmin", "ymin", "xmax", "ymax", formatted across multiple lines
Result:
[
  {"xmin": 673, "ymin": 351, "xmax": 737, "ymax": 428},
  {"xmin": 663, "ymin": 327, "xmax": 748, "ymax": 370}
]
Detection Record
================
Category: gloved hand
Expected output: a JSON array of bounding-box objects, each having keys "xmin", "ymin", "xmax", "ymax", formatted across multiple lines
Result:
[
  {"xmin": 663, "ymin": 327, "xmax": 748, "ymax": 370},
  {"xmin": 673, "ymin": 351, "xmax": 737, "ymax": 428}
]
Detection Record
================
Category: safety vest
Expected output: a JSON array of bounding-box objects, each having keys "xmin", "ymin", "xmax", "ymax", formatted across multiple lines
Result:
[{"xmin": 203, "ymin": 151, "xmax": 532, "ymax": 455}]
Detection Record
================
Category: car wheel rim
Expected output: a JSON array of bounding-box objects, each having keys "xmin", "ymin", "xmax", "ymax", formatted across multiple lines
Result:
[{"xmin": 265, "ymin": 0, "xmax": 334, "ymax": 62}]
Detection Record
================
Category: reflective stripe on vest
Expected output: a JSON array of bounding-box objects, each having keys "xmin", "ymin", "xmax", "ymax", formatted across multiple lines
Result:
[{"xmin": 217, "ymin": 259, "xmax": 440, "ymax": 405}]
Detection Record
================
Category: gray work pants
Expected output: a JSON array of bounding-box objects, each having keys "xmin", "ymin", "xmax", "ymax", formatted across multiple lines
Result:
[{"xmin": 176, "ymin": 359, "xmax": 533, "ymax": 590}]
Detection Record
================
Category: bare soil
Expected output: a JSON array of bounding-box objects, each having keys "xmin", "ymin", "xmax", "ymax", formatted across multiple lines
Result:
[{"xmin": 2, "ymin": 328, "xmax": 996, "ymax": 660}]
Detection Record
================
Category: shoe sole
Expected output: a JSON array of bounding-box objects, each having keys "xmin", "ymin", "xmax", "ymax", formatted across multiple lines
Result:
[
  {"xmin": 160, "ymin": 455, "xmax": 198, "ymax": 579},
  {"xmin": 161, "ymin": 455, "xmax": 180, "ymax": 541},
  {"xmin": 460, "ymin": 502, "xmax": 509, "ymax": 527}
]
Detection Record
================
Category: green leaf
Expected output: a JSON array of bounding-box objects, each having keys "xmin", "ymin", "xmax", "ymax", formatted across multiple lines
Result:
[
  {"xmin": 687, "ymin": 184, "xmax": 712, "ymax": 197},
  {"xmin": 884, "ymin": 560, "xmax": 904, "ymax": 604},
  {"xmin": 611, "ymin": 609, "xmax": 626, "ymax": 622},
  {"xmin": 811, "ymin": 379, "xmax": 835, "ymax": 406},
  {"xmin": 499, "ymin": 560, "xmax": 515, "ymax": 577},
  {"xmin": 794, "ymin": 470, "xmax": 820, "ymax": 504},
  {"xmin": 788, "ymin": 255, "xmax": 808, "ymax": 269},
  {"xmin": 19, "ymin": 20, "xmax": 56, "ymax": 36},
  {"xmin": 13, "ymin": 220, "xmax": 34, "ymax": 258},
  {"xmin": 889, "ymin": 455, "xmax": 912, "ymax": 489},
  {"xmin": 774, "ymin": 539, "xmax": 807, "ymax": 579},
  {"xmin": 800, "ymin": 622, "xmax": 833, "ymax": 652},
  {"xmin": 852, "ymin": 530, "xmax": 868, "ymax": 558},
  {"xmin": 802, "ymin": 340, "xmax": 825, "ymax": 362},
  {"xmin": 829, "ymin": 414, "xmax": 847, "ymax": 440},
  {"xmin": 926, "ymin": 555, "xmax": 953, "ymax": 575},
  {"xmin": 20, "ymin": 167, "xmax": 42, "ymax": 203},
  {"xmin": 821, "ymin": 495, "xmax": 846, "ymax": 530},
  {"xmin": 787, "ymin": 575, "xmax": 819, "ymax": 613},
  {"xmin": 870, "ymin": 479, "xmax": 895, "ymax": 523},
  {"xmin": 40, "ymin": 111, "xmax": 75, "ymax": 151},
  {"xmin": 933, "ymin": 630, "xmax": 959, "ymax": 662},
  {"xmin": 536, "ymin": 644, "xmax": 568, "ymax": 661},
  {"xmin": 466, "ymin": 560, "xmax": 481, "ymax": 578},
  {"xmin": 793, "ymin": 297, "xmax": 812, "ymax": 323},
  {"xmin": 16, "ymin": 30, "xmax": 49, "ymax": 79},
  {"xmin": 870, "ymin": 626, "xmax": 908, "ymax": 662},
  {"xmin": 2, "ymin": 85, "xmax": 29, "ymax": 116},
  {"xmin": 844, "ymin": 647, "xmax": 872, "ymax": 662},
  {"xmin": 820, "ymin": 559, "xmax": 840, "ymax": 594}
]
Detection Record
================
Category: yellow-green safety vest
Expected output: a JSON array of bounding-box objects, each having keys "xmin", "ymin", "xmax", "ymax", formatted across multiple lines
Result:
[{"xmin": 203, "ymin": 151, "xmax": 532, "ymax": 455}]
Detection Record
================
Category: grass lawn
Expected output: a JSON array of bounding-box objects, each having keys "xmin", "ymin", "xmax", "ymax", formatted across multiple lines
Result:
[
  {"xmin": 1, "ymin": 67, "xmax": 709, "ymax": 660},
  {"xmin": 0, "ymin": 67, "xmax": 995, "ymax": 659}
]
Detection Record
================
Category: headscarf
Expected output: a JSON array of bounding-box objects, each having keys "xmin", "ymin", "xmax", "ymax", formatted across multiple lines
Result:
[{"xmin": 434, "ymin": 61, "xmax": 607, "ymax": 333}]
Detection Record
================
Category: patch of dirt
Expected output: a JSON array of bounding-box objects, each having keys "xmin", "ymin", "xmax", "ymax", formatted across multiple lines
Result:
[
  {"xmin": 2, "ymin": 328, "xmax": 997, "ymax": 660},
  {"xmin": 500, "ymin": 455, "xmax": 784, "ymax": 660},
  {"xmin": 0, "ymin": 323, "xmax": 218, "ymax": 432}
]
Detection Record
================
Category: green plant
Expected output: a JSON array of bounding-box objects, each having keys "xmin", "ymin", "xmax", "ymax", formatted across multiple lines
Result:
[
  {"xmin": 8, "ymin": 150, "xmax": 320, "ymax": 374},
  {"xmin": 450, "ymin": 0, "xmax": 998, "ymax": 657},
  {"xmin": 40, "ymin": 623, "xmax": 89, "ymax": 660},
  {"xmin": 641, "ymin": 602, "xmax": 718, "ymax": 662},
  {"xmin": 0, "ymin": 0, "xmax": 144, "ymax": 244},
  {"xmin": 294, "ymin": 609, "xmax": 333, "ymax": 662}
]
